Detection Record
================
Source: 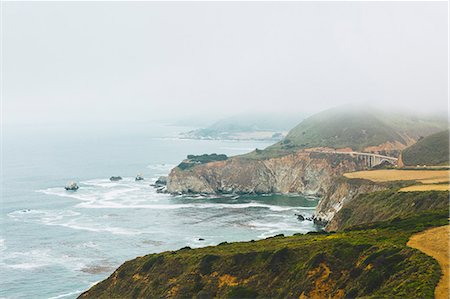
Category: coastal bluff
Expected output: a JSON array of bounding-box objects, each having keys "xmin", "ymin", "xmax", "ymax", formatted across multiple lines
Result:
[
  {"xmin": 167, "ymin": 150, "xmax": 368, "ymax": 196},
  {"xmin": 166, "ymin": 150, "xmax": 387, "ymax": 226}
]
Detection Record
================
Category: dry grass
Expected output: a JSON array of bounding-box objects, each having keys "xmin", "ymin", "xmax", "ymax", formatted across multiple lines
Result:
[
  {"xmin": 407, "ymin": 226, "xmax": 450, "ymax": 299},
  {"xmin": 344, "ymin": 169, "xmax": 449, "ymax": 184},
  {"xmin": 218, "ymin": 274, "xmax": 239, "ymax": 288},
  {"xmin": 419, "ymin": 178, "xmax": 450, "ymax": 184},
  {"xmin": 400, "ymin": 184, "xmax": 450, "ymax": 192}
]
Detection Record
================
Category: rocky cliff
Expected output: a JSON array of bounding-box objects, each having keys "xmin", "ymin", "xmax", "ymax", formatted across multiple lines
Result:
[
  {"xmin": 314, "ymin": 178, "xmax": 388, "ymax": 225},
  {"xmin": 167, "ymin": 151, "xmax": 367, "ymax": 196},
  {"xmin": 167, "ymin": 151, "xmax": 387, "ymax": 226}
]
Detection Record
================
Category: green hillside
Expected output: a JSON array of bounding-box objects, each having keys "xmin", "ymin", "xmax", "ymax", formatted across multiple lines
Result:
[
  {"xmin": 262, "ymin": 106, "xmax": 447, "ymax": 154},
  {"xmin": 79, "ymin": 210, "xmax": 447, "ymax": 299},
  {"xmin": 280, "ymin": 107, "xmax": 404, "ymax": 151},
  {"xmin": 401, "ymin": 130, "xmax": 450, "ymax": 166},
  {"xmin": 330, "ymin": 190, "xmax": 449, "ymax": 231}
]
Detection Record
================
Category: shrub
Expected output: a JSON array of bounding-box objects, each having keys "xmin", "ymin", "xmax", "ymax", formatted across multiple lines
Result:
[
  {"xmin": 178, "ymin": 153, "xmax": 228, "ymax": 170},
  {"xmin": 227, "ymin": 286, "xmax": 258, "ymax": 299},
  {"xmin": 141, "ymin": 255, "xmax": 164, "ymax": 272},
  {"xmin": 198, "ymin": 255, "xmax": 220, "ymax": 275}
]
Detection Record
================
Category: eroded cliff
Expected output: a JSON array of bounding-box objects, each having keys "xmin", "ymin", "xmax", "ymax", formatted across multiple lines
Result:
[
  {"xmin": 167, "ymin": 151, "xmax": 388, "ymax": 227},
  {"xmin": 314, "ymin": 178, "xmax": 388, "ymax": 224},
  {"xmin": 167, "ymin": 151, "xmax": 367, "ymax": 196}
]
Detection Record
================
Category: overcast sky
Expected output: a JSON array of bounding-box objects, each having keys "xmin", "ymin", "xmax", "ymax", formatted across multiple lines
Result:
[{"xmin": 3, "ymin": 1, "xmax": 448, "ymax": 125}]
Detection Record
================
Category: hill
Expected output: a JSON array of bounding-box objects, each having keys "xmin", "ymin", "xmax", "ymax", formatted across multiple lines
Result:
[
  {"xmin": 79, "ymin": 210, "xmax": 448, "ymax": 299},
  {"xmin": 263, "ymin": 106, "xmax": 447, "ymax": 155},
  {"xmin": 180, "ymin": 113, "xmax": 306, "ymax": 141},
  {"xmin": 401, "ymin": 130, "xmax": 450, "ymax": 166}
]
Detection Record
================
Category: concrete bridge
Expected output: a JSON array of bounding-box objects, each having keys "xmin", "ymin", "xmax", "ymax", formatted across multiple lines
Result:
[
  {"xmin": 349, "ymin": 152, "xmax": 398, "ymax": 168},
  {"xmin": 311, "ymin": 150, "xmax": 398, "ymax": 168}
]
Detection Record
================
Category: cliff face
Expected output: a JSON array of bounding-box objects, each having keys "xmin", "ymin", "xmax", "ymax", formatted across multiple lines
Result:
[
  {"xmin": 167, "ymin": 151, "xmax": 367, "ymax": 196},
  {"xmin": 314, "ymin": 178, "xmax": 388, "ymax": 224},
  {"xmin": 167, "ymin": 152, "xmax": 390, "ymax": 227}
]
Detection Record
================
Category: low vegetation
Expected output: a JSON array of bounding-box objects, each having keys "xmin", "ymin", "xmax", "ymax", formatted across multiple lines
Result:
[
  {"xmin": 186, "ymin": 154, "xmax": 228, "ymax": 163},
  {"xmin": 240, "ymin": 147, "xmax": 293, "ymax": 160},
  {"xmin": 79, "ymin": 210, "xmax": 448, "ymax": 299},
  {"xmin": 402, "ymin": 130, "xmax": 450, "ymax": 166},
  {"xmin": 329, "ymin": 190, "xmax": 449, "ymax": 231},
  {"xmin": 178, "ymin": 154, "xmax": 228, "ymax": 170}
]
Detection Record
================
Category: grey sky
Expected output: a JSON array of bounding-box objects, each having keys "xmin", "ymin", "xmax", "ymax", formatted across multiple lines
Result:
[{"xmin": 3, "ymin": 1, "xmax": 448, "ymax": 124}]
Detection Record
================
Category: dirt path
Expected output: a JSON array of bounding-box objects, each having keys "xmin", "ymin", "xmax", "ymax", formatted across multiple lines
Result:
[{"xmin": 407, "ymin": 225, "xmax": 449, "ymax": 299}]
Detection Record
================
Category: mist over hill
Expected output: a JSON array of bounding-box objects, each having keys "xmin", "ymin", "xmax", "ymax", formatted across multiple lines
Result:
[
  {"xmin": 262, "ymin": 105, "xmax": 448, "ymax": 156},
  {"xmin": 181, "ymin": 113, "xmax": 307, "ymax": 141}
]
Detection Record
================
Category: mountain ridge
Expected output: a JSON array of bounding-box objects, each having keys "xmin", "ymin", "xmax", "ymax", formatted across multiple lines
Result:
[{"xmin": 264, "ymin": 105, "xmax": 447, "ymax": 156}]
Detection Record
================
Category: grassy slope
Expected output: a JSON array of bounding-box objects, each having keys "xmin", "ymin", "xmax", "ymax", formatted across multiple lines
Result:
[
  {"xmin": 330, "ymin": 190, "xmax": 449, "ymax": 231},
  {"xmin": 278, "ymin": 107, "xmax": 405, "ymax": 151},
  {"xmin": 240, "ymin": 106, "xmax": 447, "ymax": 160},
  {"xmin": 80, "ymin": 210, "xmax": 448, "ymax": 299},
  {"xmin": 401, "ymin": 130, "xmax": 450, "ymax": 166}
]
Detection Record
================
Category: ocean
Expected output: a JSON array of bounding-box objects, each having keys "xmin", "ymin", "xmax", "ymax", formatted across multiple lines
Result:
[{"xmin": 1, "ymin": 123, "xmax": 319, "ymax": 299}]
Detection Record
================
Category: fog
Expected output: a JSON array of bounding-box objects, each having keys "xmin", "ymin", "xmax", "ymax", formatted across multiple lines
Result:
[{"xmin": 3, "ymin": 1, "xmax": 448, "ymax": 125}]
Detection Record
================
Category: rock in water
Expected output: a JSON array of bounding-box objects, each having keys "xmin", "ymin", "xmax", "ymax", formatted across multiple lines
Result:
[
  {"xmin": 155, "ymin": 176, "xmax": 167, "ymax": 186},
  {"xmin": 295, "ymin": 214, "xmax": 305, "ymax": 221},
  {"xmin": 313, "ymin": 216, "xmax": 328, "ymax": 227},
  {"xmin": 65, "ymin": 181, "xmax": 79, "ymax": 191},
  {"xmin": 110, "ymin": 176, "xmax": 122, "ymax": 181}
]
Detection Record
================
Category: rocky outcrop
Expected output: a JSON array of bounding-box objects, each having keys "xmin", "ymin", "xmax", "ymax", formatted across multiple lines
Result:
[
  {"xmin": 167, "ymin": 151, "xmax": 368, "ymax": 196},
  {"xmin": 314, "ymin": 178, "xmax": 388, "ymax": 226},
  {"xmin": 155, "ymin": 176, "xmax": 167, "ymax": 186}
]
